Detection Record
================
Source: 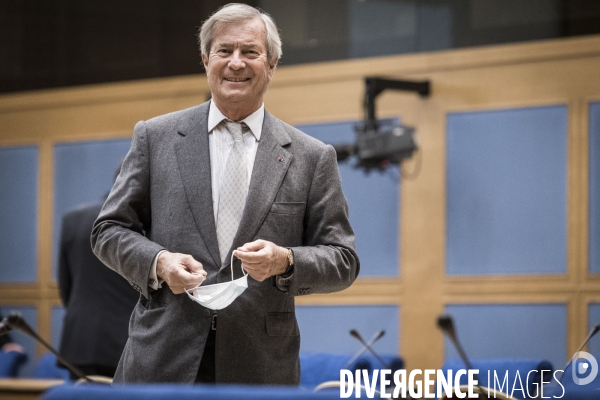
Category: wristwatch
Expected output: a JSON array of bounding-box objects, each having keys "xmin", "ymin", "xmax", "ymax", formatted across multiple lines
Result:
[{"xmin": 286, "ymin": 248, "xmax": 294, "ymax": 268}]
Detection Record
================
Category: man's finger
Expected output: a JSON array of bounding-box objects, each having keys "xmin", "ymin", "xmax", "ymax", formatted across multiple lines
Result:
[
  {"xmin": 241, "ymin": 262, "xmax": 262, "ymax": 271},
  {"xmin": 181, "ymin": 255, "xmax": 205, "ymax": 273},
  {"xmin": 173, "ymin": 267, "xmax": 205, "ymax": 286},
  {"xmin": 237, "ymin": 240, "xmax": 266, "ymax": 252},
  {"xmin": 235, "ymin": 248, "xmax": 268, "ymax": 262}
]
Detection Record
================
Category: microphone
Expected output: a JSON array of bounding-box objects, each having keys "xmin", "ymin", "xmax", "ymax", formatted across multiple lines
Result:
[
  {"xmin": 437, "ymin": 315, "xmax": 477, "ymax": 373},
  {"xmin": 345, "ymin": 330, "xmax": 385, "ymax": 368},
  {"xmin": 437, "ymin": 314, "xmax": 489, "ymax": 398},
  {"xmin": 5, "ymin": 313, "xmax": 93, "ymax": 382},
  {"xmin": 0, "ymin": 316, "xmax": 14, "ymax": 336},
  {"xmin": 349, "ymin": 329, "xmax": 391, "ymax": 369},
  {"xmin": 559, "ymin": 324, "xmax": 600, "ymax": 383}
]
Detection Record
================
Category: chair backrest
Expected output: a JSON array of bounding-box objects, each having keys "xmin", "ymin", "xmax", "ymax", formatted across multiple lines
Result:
[
  {"xmin": 542, "ymin": 358, "xmax": 600, "ymax": 399},
  {"xmin": 358, "ymin": 354, "xmax": 404, "ymax": 372},
  {"xmin": 299, "ymin": 352, "xmax": 404, "ymax": 388},
  {"xmin": 0, "ymin": 351, "xmax": 28, "ymax": 377},
  {"xmin": 34, "ymin": 353, "xmax": 70, "ymax": 380},
  {"xmin": 440, "ymin": 358, "xmax": 553, "ymax": 399},
  {"xmin": 299, "ymin": 353, "xmax": 371, "ymax": 387}
]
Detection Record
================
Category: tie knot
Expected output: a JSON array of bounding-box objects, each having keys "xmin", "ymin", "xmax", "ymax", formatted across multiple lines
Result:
[{"xmin": 225, "ymin": 121, "xmax": 247, "ymax": 141}]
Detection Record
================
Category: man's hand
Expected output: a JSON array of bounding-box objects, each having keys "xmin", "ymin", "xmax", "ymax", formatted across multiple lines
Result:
[
  {"xmin": 234, "ymin": 240, "xmax": 289, "ymax": 282},
  {"xmin": 157, "ymin": 251, "xmax": 207, "ymax": 294}
]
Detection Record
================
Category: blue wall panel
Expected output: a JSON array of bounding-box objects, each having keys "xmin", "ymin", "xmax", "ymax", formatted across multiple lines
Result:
[
  {"xmin": 446, "ymin": 105, "xmax": 567, "ymax": 275},
  {"xmin": 296, "ymin": 305, "xmax": 399, "ymax": 356},
  {"xmin": 0, "ymin": 306, "xmax": 37, "ymax": 377},
  {"xmin": 588, "ymin": 303, "xmax": 600, "ymax": 358},
  {"xmin": 0, "ymin": 146, "xmax": 38, "ymax": 283},
  {"xmin": 590, "ymin": 102, "xmax": 600, "ymax": 273},
  {"xmin": 445, "ymin": 304, "xmax": 567, "ymax": 370},
  {"xmin": 53, "ymin": 139, "xmax": 131, "ymax": 280},
  {"xmin": 296, "ymin": 121, "xmax": 399, "ymax": 277}
]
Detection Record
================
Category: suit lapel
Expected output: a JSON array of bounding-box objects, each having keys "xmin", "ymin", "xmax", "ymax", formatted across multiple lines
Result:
[
  {"xmin": 174, "ymin": 102, "xmax": 221, "ymax": 267},
  {"xmin": 221, "ymin": 111, "xmax": 293, "ymax": 269}
]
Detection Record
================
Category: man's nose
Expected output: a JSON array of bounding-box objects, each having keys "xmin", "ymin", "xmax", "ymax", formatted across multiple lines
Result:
[{"xmin": 228, "ymin": 50, "xmax": 245, "ymax": 69}]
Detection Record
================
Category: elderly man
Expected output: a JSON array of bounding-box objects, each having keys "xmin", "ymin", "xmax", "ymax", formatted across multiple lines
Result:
[{"xmin": 92, "ymin": 3, "xmax": 359, "ymax": 385}]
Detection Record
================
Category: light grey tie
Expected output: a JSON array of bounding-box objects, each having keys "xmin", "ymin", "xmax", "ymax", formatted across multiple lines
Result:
[{"xmin": 217, "ymin": 121, "xmax": 249, "ymax": 263}]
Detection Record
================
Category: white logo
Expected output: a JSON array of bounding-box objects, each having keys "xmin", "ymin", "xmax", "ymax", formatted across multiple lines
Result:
[{"xmin": 572, "ymin": 351, "xmax": 598, "ymax": 385}]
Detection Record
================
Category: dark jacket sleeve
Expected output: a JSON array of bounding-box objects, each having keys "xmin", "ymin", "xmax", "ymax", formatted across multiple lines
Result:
[{"xmin": 58, "ymin": 215, "xmax": 72, "ymax": 307}]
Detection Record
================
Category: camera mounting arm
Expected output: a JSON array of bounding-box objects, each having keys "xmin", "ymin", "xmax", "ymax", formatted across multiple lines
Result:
[{"xmin": 364, "ymin": 77, "xmax": 431, "ymax": 131}]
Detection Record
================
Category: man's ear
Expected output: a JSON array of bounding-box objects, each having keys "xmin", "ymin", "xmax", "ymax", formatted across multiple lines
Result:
[
  {"xmin": 201, "ymin": 53, "xmax": 209, "ymax": 68},
  {"xmin": 267, "ymin": 62, "xmax": 276, "ymax": 80},
  {"xmin": 269, "ymin": 59, "xmax": 278, "ymax": 71}
]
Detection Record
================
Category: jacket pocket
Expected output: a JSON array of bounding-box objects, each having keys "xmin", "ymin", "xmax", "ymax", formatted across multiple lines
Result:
[
  {"xmin": 265, "ymin": 312, "xmax": 300, "ymax": 337},
  {"xmin": 269, "ymin": 202, "xmax": 306, "ymax": 215}
]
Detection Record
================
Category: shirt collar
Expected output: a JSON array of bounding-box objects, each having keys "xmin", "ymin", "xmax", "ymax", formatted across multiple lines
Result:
[{"xmin": 207, "ymin": 100, "xmax": 264, "ymax": 141}]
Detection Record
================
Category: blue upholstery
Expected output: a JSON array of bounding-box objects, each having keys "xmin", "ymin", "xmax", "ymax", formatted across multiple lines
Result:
[
  {"xmin": 0, "ymin": 351, "xmax": 28, "ymax": 377},
  {"xmin": 441, "ymin": 358, "xmax": 553, "ymax": 399},
  {"xmin": 543, "ymin": 360, "xmax": 600, "ymax": 398},
  {"xmin": 300, "ymin": 352, "xmax": 371, "ymax": 387},
  {"xmin": 359, "ymin": 354, "xmax": 404, "ymax": 372},
  {"xmin": 543, "ymin": 384, "xmax": 600, "ymax": 400},
  {"xmin": 42, "ymin": 383, "xmax": 344, "ymax": 400},
  {"xmin": 556, "ymin": 359, "xmax": 600, "ymax": 387},
  {"xmin": 34, "ymin": 353, "xmax": 70, "ymax": 380}
]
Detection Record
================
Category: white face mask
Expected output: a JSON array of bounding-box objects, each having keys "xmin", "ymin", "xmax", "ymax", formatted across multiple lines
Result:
[{"xmin": 185, "ymin": 254, "xmax": 248, "ymax": 310}]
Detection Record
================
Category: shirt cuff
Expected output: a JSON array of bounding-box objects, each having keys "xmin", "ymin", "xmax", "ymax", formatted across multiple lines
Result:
[{"xmin": 149, "ymin": 250, "xmax": 166, "ymax": 290}]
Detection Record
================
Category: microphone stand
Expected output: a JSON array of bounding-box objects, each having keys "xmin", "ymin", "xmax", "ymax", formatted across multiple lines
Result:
[
  {"xmin": 4, "ymin": 313, "xmax": 93, "ymax": 383},
  {"xmin": 345, "ymin": 330, "xmax": 385, "ymax": 368},
  {"xmin": 349, "ymin": 329, "xmax": 391, "ymax": 369},
  {"xmin": 558, "ymin": 324, "xmax": 600, "ymax": 384},
  {"xmin": 437, "ymin": 314, "xmax": 492, "ymax": 399}
]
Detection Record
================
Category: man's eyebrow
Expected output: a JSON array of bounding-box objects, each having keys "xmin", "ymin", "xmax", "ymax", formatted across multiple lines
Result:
[{"xmin": 213, "ymin": 41, "xmax": 262, "ymax": 49}]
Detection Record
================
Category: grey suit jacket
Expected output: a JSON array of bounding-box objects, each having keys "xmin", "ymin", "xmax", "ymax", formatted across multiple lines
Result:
[{"xmin": 91, "ymin": 101, "xmax": 359, "ymax": 385}]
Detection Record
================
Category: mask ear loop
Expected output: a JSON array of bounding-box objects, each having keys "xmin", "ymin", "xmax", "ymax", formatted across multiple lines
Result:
[{"xmin": 231, "ymin": 252, "xmax": 248, "ymax": 281}]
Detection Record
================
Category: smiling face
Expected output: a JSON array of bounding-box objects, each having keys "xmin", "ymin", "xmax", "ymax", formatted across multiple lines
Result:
[{"xmin": 202, "ymin": 17, "xmax": 276, "ymax": 121}]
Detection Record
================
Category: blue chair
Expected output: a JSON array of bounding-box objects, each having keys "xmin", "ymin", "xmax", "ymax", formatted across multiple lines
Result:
[
  {"xmin": 34, "ymin": 353, "xmax": 70, "ymax": 380},
  {"xmin": 359, "ymin": 353, "xmax": 404, "ymax": 372},
  {"xmin": 441, "ymin": 358, "xmax": 553, "ymax": 399},
  {"xmin": 544, "ymin": 360, "xmax": 600, "ymax": 399},
  {"xmin": 0, "ymin": 351, "xmax": 28, "ymax": 377},
  {"xmin": 299, "ymin": 352, "xmax": 371, "ymax": 388}
]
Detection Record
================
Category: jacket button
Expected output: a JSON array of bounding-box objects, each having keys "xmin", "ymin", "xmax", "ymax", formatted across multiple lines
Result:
[{"xmin": 203, "ymin": 309, "xmax": 211, "ymax": 318}]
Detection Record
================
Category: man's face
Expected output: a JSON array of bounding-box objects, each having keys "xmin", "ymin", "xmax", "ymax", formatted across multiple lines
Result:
[{"xmin": 202, "ymin": 18, "xmax": 275, "ymax": 115}]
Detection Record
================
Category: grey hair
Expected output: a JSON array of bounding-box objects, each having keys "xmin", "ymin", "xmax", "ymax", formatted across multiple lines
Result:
[{"xmin": 198, "ymin": 3, "xmax": 282, "ymax": 65}]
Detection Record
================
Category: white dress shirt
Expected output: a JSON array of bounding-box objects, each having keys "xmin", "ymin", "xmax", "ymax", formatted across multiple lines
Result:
[
  {"xmin": 208, "ymin": 102, "xmax": 263, "ymax": 222},
  {"xmin": 148, "ymin": 101, "xmax": 264, "ymax": 289}
]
